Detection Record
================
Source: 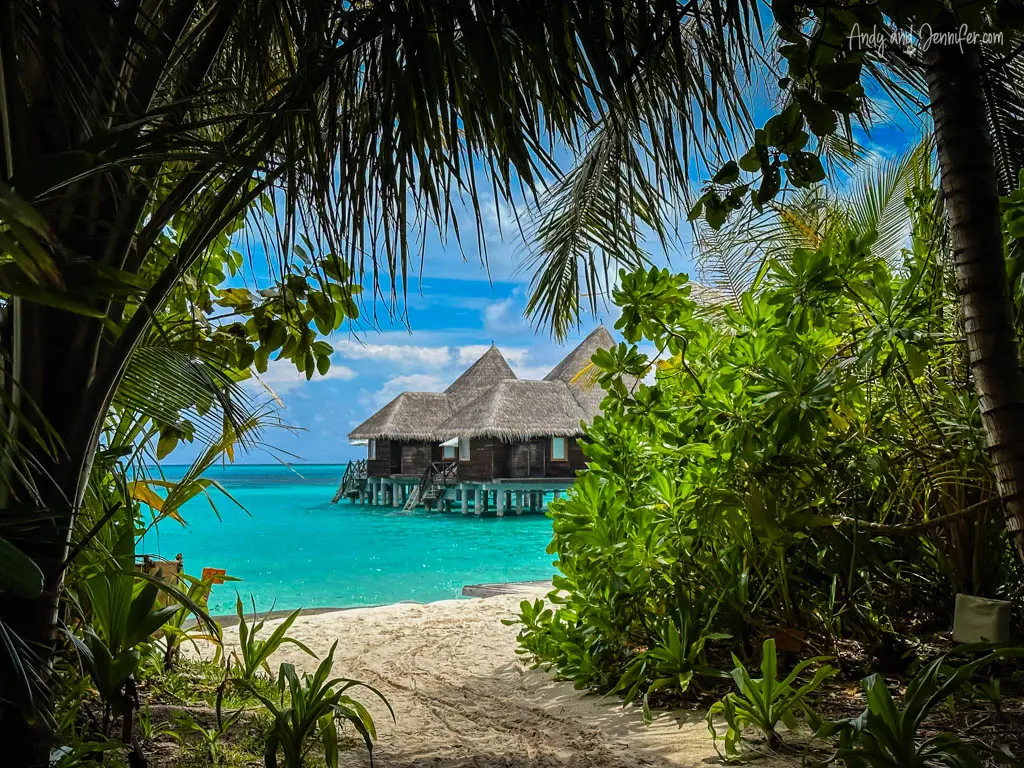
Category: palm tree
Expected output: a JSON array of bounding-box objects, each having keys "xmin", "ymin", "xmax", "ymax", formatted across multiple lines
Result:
[
  {"xmin": 922, "ymin": 28, "xmax": 1024, "ymax": 560},
  {"xmin": 0, "ymin": 1, "xmax": 765, "ymax": 761},
  {"xmin": 695, "ymin": 138, "xmax": 936, "ymax": 302}
]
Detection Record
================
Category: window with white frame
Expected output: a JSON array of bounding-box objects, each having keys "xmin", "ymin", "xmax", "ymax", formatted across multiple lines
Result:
[
  {"xmin": 459, "ymin": 437, "xmax": 471, "ymax": 460},
  {"xmin": 551, "ymin": 436, "xmax": 567, "ymax": 461},
  {"xmin": 368, "ymin": 439, "xmax": 376, "ymax": 460},
  {"xmin": 442, "ymin": 444, "xmax": 456, "ymax": 460}
]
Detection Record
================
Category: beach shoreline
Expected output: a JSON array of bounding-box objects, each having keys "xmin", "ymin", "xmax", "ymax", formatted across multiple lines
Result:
[{"xmin": 201, "ymin": 579, "xmax": 553, "ymax": 628}]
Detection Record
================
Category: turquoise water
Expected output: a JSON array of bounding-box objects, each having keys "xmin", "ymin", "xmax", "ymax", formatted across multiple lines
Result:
[{"xmin": 139, "ymin": 464, "xmax": 556, "ymax": 614}]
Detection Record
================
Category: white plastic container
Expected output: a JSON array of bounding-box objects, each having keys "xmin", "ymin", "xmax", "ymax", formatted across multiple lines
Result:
[{"xmin": 953, "ymin": 594, "xmax": 1011, "ymax": 644}]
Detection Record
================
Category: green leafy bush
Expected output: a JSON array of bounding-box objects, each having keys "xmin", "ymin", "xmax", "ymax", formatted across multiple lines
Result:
[
  {"xmin": 707, "ymin": 639, "xmax": 835, "ymax": 759},
  {"xmin": 518, "ymin": 180, "xmax": 1017, "ymax": 699},
  {"xmin": 815, "ymin": 649, "xmax": 1024, "ymax": 767}
]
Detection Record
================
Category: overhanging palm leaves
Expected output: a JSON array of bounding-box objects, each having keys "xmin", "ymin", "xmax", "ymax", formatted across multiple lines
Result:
[
  {"xmin": 695, "ymin": 138, "xmax": 937, "ymax": 306},
  {"xmin": 525, "ymin": 116, "xmax": 662, "ymax": 340},
  {"xmin": 522, "ymin": 4, "xmax": 766, "ymax": 337},
  {"xmin": 1, "ymin": 6, "xmax": 770, "ymax": 747},
  {"xmin": 981, "ymin": 35, "xmax": 1024, "ymax": 195}
]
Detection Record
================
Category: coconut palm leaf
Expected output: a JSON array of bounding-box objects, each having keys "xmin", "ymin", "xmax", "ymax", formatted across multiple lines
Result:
[
  {"xmin": 695, "ymin": 139, "xmax": 936, "ymax": 303},
  {"xmin": 981, "ymin": 36, "xmax": 1024, "ymax": 196},
  {"xmin": 846, "ymin": 138, "xmax": 936, "ymax": 266},
  {"xmin": 115, "ymin": 345, "xmax": 260, "ymax": 448},
  {"xmin": 524, "ymin": 117, "xmax": 661, "ymax": 339},
  {"xmin": 521, "ymin": 5, "xmax": 765, "ymax": 336}
]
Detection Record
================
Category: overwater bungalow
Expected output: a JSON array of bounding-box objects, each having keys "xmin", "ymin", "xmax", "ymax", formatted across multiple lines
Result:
[
  {"xmin": 346, "ymin": 344, "xmax": 515, "ymax": 478},
  {"xmin": 337, "ymin": 326, "xmax": 615, "ymax": 514}
]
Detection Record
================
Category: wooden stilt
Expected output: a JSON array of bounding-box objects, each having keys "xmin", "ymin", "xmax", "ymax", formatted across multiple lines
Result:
[
  {"xmin": 496, "ymin": 489, "xmax": 506, "ymax": 517},
  {"xmin": 475, "ymin": 487, "xmax": 484, "ymax": 516},
  {"xmin": 461, "ymin": 488, "xmax": 469, "ymax": 515},
  {"xmin": 516, "ymin": 491, "xmax": 524, "ymax": 515}
]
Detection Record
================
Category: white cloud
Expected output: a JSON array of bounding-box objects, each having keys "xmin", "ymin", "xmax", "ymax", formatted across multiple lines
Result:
[
  {"xmin": 481, "ymin": 196, "xmax": 525, "ymax": 243},
  {"xmin": 362, "ymin": 373, "xmax": 449, "ymax": 409},
  {"xmin": 482, "ymin": 297, "xmax": 533, "ymax": 337},
  {"xmin": 511, "ymin": 364, "xmax": 552, "ymax": 380},
  {"xmin": 252, "ymin": 358, "xmax": 356, "ymax": 396},
  {"xmin": 334, "ymin": 339, "xmax": 451, "ymax": 367}
]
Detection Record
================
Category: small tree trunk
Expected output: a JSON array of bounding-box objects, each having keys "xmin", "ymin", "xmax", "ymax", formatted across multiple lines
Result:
[{"xmin": 926, "ymin": 40, "xmax": 1024, "ymax": 562}]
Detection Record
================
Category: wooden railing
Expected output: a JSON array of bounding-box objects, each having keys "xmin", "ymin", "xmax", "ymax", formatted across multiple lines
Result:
[
  {"xmin": 415, "ymin": 458, "xmax": 459, "ymax": 507},
  {"xmin": 332, "ymin": 459, "xmax": 368, "ymax": 503}
]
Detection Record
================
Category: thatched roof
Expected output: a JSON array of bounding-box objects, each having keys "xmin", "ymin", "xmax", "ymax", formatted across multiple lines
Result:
[
  {"xmin": 348, "ymin": 392, "xmax": 452, "ymax": 441},
  {"xmin": 347, "ymin": 345, "xmax": 513, "ymax": 441},
  {"xmin": 436, "ymin": 380, "xmax": 587, "ymax": 440},
  {"xmin": 544, "ymin": 325, "xmax": 613, "ymax": 383},
  {"xmin": 544, "ymin": 325, "xmax": 615, "ymax": 419},
  {"xmin": 444, "ymin": 344, "xmax": 516, "ymax": 407},
  {"xmin": 347, "ymin": 328, "xmax": 620, "ymax": 443}
]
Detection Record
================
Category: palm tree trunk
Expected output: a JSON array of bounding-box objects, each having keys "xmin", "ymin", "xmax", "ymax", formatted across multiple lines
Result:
[
  {"xmin": 926, "ymin": 39, "xmax": 1024, "ymax": 562},
  {"xmin": 0, "ymin": 312, "xmax": 98, "ymax": 767}
]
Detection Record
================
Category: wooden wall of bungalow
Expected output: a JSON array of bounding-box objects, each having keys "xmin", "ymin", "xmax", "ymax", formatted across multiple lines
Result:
[
  {"xmin": 368, "ymin": 435, "xmax": 587, "ymax": 481},
  {"xmin": 456, "ymin": 436, "xmax": 586, "ymax": 482},
  {"xmin": 366, "ymin": 439, "xmax": 442, "ymax": 477}
]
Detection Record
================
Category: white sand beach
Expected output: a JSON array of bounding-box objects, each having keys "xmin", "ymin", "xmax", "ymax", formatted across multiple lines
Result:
[{"xmin": 206, "ymin": 588, "xmax": 799, "ymax": 768}]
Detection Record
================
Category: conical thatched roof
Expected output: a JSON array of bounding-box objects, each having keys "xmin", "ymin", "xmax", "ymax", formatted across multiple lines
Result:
[
  {"xmin": 544, "ymin": 325, "xmax": 614, "ymax": 383},
  {"xmin": 544, "ymin": 325, "xmax": 615, "ymax": 419},
  {"xmin": 348, "ymin": 392, "xmax": 452, "ymax": 441},
  {"xmin": 436, "ymin": 380, "xmax": 587, "ymax": 440},
  {"xmin": 444, "ymin": 344, "xmax": 516, "ymax": 407}
]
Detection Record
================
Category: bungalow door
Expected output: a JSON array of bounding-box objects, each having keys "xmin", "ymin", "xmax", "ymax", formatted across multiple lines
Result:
[
  {"xmin": 401, "ymin": 443, "xmax": 430, "ymax": 475},
  {"xmin": 528, "ymin": 441, "xmax": 545, "ymax": 477},
  {"xmin": 508, "ymin": 443, "xmax": 530, "ymax": 478}
]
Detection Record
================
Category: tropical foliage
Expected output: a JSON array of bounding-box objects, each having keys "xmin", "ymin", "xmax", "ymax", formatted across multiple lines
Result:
[
  {"xmin": 814, "ymin": 649, "xmax": 1024, "ymax": 767},
  {"xmin": 0, "ymin": 3, "xmax": 769, "ymax": 755},
  {"xmin": 707, "ymin": 639, "xmax": 836, "ymax": 759},
  {"xmin": 3, "ymin": 0, "xmax": 1024, "ymax": 765},
  {"xmin": 514, "ymin": 166, "xmax": 1022, "ymax": 724}
]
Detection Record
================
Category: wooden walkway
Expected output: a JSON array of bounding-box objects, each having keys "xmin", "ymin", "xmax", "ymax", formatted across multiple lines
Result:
[{"xmin": 461, "ymin": 580, "xmax": 550, "ymax": 598}]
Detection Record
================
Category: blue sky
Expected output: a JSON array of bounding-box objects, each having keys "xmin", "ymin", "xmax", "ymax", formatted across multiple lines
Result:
[{"xmin": 168, "ymin": 83, "xmax": 925, "ymax": 466}]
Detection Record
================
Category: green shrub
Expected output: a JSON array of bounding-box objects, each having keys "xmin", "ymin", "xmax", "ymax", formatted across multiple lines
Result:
[
  {"xmin": 815, "ymin": 648, "xmax": 1024, "ymax": 767},
  {"xmin": 518, "ymin": 200, "xmax": 1016, "ymax": 699},
  {"xmin": 707, "ymin": 638, "xmax": 835, "ymax": 759},
  {"xmin": 246, "ymin": 641, "xmax": 392, "ymax": 768}
]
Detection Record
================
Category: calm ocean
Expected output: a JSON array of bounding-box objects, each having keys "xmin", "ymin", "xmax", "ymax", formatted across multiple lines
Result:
[{"xmin": 138, "ymin": 464, "xmax": 556, "ymax": 614}]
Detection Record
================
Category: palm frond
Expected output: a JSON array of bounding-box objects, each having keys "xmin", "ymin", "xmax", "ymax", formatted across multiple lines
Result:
[
  {"xmin": 981, "ymin": 39, "xmax": 1024, "ymax": 195},
  {"xmin": 695, "ymin": 139, "xmax": 935, "ymax": 298},
  {"xmin": 114, "ymin": 345, "xmax": 260, "ymax": 450},
  {"xmin": 521, "ymin": 3, "xmax": 766, "ymax": 336},
  {"xmin": 847, "ymin": 137, "xmax": 934, "ymax": 265},
  {"xmin": 524, "ymin": 117, "xmax": 661, "ymax": 339}
]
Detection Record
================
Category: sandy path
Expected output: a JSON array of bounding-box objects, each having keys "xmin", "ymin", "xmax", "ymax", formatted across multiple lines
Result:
[{"xmin": 206, "ymin": 591, "xmax": 792, "ymax": 768}]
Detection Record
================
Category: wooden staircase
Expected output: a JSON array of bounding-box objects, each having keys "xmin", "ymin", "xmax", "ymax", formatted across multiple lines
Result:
[
  {"xmin": 332, "ymin": 459, "xmax": 367, "ymax": 503},
  {"xmin": 401, "ymin": 485, "xmax": 421, "ymax": 512},
  {"xmin": 410, "ymin": 460, "xmax": 459, "ymax": 510}
]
